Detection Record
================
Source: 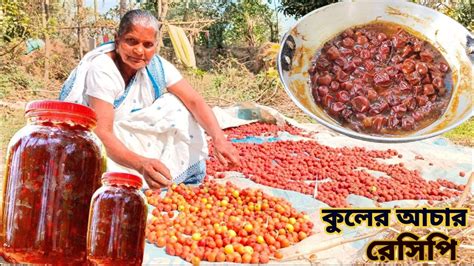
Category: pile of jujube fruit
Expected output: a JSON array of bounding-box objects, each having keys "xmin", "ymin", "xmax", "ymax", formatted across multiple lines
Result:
[
  {"xmin": 207, "ymin": 122, "xmax": 465, "ymax": 207},
  {"xmin": 309, "ymin": 24, "xmax": 452, "ymax": 134},
  {"xmin": 145, "ymin": 180, "xmax": 313, "ymax": 265}
]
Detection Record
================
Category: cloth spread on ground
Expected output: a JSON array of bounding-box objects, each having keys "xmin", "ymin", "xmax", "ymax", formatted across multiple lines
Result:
[
  {"xmin": 59, "ymin": 43, "xmax": 208, "ymax": 186},
  {"xmin": 144, "ymin": 103, "xmax": 472, "ymax": 264}
]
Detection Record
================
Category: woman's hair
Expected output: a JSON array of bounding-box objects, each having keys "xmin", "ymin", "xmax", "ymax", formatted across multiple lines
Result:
[{"xmin": 117, "ymin": 9, "xmax": 160, "ymax": 39}]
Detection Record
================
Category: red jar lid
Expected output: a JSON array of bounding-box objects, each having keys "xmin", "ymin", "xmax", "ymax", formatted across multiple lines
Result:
[
  {"xmin": 25, "ymin": 100, "xmax": 97, "ymax": 127},
  {"xmin": 102, "ymin": 172, "xmax": 143, "ymax": 188}
]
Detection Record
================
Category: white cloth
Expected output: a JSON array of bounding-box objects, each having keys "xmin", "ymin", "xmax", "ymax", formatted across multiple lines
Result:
[
  {"xmin": 59, "ymin": 43, "xmax": 208, "ymax": 187},
  {"xmin": 109, "ymin": 94, "xmax": 208, "ymax": 186}
]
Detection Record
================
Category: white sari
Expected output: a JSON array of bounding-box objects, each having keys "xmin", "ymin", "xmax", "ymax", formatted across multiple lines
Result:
[{"xmin": 59, "ymin": 43, "xmax": 208, "ymax": 186}]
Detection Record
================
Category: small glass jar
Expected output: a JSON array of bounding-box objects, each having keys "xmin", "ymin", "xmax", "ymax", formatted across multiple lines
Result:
[
  {"xmin": 0, "ymin": 100, "xmax": 105, "ymax": 264},
  {"xmin": 87, "ymin": 172, "xmax": 147, "ymax": 265}
]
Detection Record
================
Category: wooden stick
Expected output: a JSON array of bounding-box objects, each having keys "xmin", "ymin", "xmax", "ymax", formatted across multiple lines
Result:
[
  {"xmin": 459, "ymin": 244, "xmax": 474, "ymax": 250},
  {"xmin": 165, "ymin": 19, "xmax": 215, "ymax": 25},
  {"xmin": 456, "ymin": 173, "xmax": 473, "ymax": 208}
]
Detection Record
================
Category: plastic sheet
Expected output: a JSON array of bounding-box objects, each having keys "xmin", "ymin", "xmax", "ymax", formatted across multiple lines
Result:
[{"xmin": 143, "ymin": 104, "xmax": 472, "ymax": 264}]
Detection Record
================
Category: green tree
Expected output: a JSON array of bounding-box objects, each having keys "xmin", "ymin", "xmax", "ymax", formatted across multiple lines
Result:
[
  {"xmin": 167, "ymin": 0, "xmax": 211, "ymax": 21},
  {"xmin": 203, "ymin": 0, "xmax": 277, "ymax": 48},
  {"xmin": 0, "ymin": 0, "xmax": 62, "ymax": 56},
  {"xmin": 278, "ymin": 0, "xmax": 337, "ymax": 18},
  {"xmin": 278, "ymin": 0, "xmax": 473, "ymax": 31},
  {"xmin": 0, "ymin": 1, "xmax": 31, "ymax": 51},
  {"xmin": 222, "ymin": 0, "xmax": 276, "ymax": 47},
  {"xmin": 413, "ymin": 0, "xmax": 473, "ymax": 31},
  {"xmin": 448, "ymin": 0, "xmax": 473, "ymax": 31},
  {"xmin": 141, "ymin": 1, "xmax": 277, "ymax": 48}
]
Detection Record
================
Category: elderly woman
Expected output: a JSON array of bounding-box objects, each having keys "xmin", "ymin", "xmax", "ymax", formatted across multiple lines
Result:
[{"xmin": 60, "ymin": 9, "xmax": 239, "ymax": 188}]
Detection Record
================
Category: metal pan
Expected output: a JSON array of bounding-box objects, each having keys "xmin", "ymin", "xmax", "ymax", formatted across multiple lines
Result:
[{"xmin": 277, "ymin": 1, "xmax": 473, "ymax": 143}]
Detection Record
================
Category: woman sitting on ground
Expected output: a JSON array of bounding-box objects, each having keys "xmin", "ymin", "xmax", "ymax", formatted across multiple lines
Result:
[{"xmin": 60, "ymin": 9, "xmax": 239, "ymax": 188}]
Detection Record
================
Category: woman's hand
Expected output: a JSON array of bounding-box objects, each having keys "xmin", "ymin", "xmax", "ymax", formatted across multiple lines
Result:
[
  {"xmin": 213, "ymin": 137, "xmax": 240, "ymax": 167},
  {"xmin": 136, "ymin": 157, "xmax": 173, "ymax": 189}
]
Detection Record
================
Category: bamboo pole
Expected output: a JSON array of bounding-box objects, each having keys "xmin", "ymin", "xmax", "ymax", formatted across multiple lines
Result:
[
  {"xmin": 119, "ymin": 0, "xmax": 127, "ymax": 18},
  {"xmin": 94, "ymin": 0, "xmax": 98, "ymax": 22},
  {"xmin": 77, "ymin": 0, "xmax": 83, "ymax": 58},
  {"xmin": 455, "ymin": 173, "xmax": 473, "ymax": 208},
  {"xmin": 155, "ymin": 0, "xmax": 168, "ymax": 54},
  {"xmin": 42, "ymin": 0, "xmax": 50, "ymax": 85}
]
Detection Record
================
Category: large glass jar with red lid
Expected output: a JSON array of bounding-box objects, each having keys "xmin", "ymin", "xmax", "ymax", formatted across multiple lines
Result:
[
  {"xmin": 0, "ymin": 100, "xmax": 105, "ymax": 264},
  {"xmin": 87, "ymin": 172, "xmax": 147, "ymax": 265}
]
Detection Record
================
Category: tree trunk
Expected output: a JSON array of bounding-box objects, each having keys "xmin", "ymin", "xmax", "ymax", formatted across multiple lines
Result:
[
  {"xmin": 42, "ymin": 0, "xmax": 50, "ymax": 85},
  {"xmin": 155, "ymin": 0, "xmax": 168, "ymax": 54},
  {"xmin": 244, "ymin": 13, "xmax": 256, "ymax": 48},
  {"xmin": 77, "ymin": 0, "xmax": 83, "ymax": 58},
  {"xmin": 183, "ymin": 0, "xmax": 189, "ymax": 21},
  {"xmin": 155, "ymin": 0, "xmax": 162, "ymax": 18},
  {"xmin": 93, "ymin": 0, "xmax": 98, "ymax": 22}
]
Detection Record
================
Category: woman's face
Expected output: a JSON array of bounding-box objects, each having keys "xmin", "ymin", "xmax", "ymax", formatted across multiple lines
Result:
[{"xmin": 116, "ymin": 24, "xmax": 157, "ymax": 70}]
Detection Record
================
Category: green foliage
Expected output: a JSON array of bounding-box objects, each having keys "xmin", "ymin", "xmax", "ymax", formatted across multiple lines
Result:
[
  {"xmin": 1, "ymin": 0, "xmax": 62, "ymax": 59},
  {"xmin": 279, "ymin": 0, "xmax": 473, "ymax": 31},
  {"xmin": 101, "ymin": 6, "xmax": 121, "ymax": 21},
  {"xmin": 219, "ymin": 0, "xmax": 276, "ymax": 47},
  {"xmin": 141, "ymin": 1, "xmax": 223, "ymax": 47},
  {"xmin": 436, "ymin": 0, "xmax": 473, "ymax": 31},
  {"xmin": 167, "ymin": 1, "xmax": 230, "ymax": 47},
  {"xmin": 205, "ymin": 21, "xmax": 227, "ymax": 48},
  {"xmin": 167, "ymin": 0, "xmax": 213, "ymax": 21},
  {"xmin": 140, "ymin": 1, "xmax": 217, "ymax": 22},
  {"xmin": 0, "ymin": 0, "xmax": 31, "ymax": 43},
  {"xmin": 141, "ymin": 0, "xmax": 277, "ymax": 48},
  {"xmin": 189, "ymin": 67, "xmax": 207, "ymax": 80},
  {"xmin": 278, "ymin": 0, "xmax": 337, "ymax": 18}
]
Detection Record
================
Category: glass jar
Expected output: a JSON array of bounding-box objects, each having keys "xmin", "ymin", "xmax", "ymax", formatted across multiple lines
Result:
[
  {"xmin": 87, "ymin": 172, "xmax": 147, "ymax": 265},
  {"xmin": 0, "ymin": 100, "xmax": 105, "ymax": 264}
]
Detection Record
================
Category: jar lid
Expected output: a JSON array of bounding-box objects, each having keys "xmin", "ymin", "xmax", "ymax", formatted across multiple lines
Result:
[
  {"xmin": 25, "ymin": 100, "xmax": 97, "ymax": 127},
  {"xmin": 102, "ymin": 172, "xmax": 143, "ymax": 188}
]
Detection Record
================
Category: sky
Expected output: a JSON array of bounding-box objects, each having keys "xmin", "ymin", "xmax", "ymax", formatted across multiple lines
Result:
[
  {"xmin": 84, "ymin": 0, "xmax": 297, "ymax": 33},
  {"xmin": 84, "ymin": 0, "xmax": 116, "ymax": 14}
]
